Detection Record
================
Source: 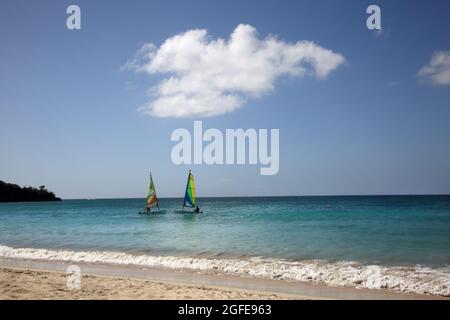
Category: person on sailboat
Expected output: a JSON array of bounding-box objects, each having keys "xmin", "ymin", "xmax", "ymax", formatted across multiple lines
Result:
[
  {"xmin": 139, "ymin": 206, "xmax": 150, "ymax": 214},
  {"xmin": 194, "ymin": 205, "xmax": 201, "ymax": 213}
]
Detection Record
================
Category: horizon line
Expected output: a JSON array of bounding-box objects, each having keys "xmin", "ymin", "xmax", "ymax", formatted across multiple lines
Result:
[{"xmin": 60, "ymin": 193, "xmax": 450, "ymax": 200}]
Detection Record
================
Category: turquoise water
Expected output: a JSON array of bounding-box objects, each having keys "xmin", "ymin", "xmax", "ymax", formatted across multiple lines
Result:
[{"xmin": 1, "ymin": 195, "xmax": 449, "ymax": 267}]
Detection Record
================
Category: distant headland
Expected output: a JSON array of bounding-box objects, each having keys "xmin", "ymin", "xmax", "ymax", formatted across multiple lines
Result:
[{"xmin": 0, "ymin": 180, "xmax": 61, "ymax": 202}]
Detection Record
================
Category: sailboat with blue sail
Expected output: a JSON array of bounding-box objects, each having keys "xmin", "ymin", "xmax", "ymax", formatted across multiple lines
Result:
[{"xmin": 181, "ymin": 170, "xmax": 202, "ymax": 213}]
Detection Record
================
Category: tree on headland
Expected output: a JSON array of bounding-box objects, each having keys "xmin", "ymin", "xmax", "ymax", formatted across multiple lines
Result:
[{"xmin": 0, "ymin": 180, "xmax": 61, "ymax": 202}]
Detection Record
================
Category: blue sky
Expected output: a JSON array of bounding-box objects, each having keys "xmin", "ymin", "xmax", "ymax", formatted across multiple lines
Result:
[{"xmin": 1, "ymin": 0, "xmax": 449, "ymax": 199}]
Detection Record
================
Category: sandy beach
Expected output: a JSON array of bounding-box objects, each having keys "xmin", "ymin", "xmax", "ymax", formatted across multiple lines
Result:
[
  {"xmin": 0, "ymin": 266, "xmax": 303, "ymax": 300},
  {"xmin": 0, "ymin": 257, "xmax": 443, "ymax": 300}
]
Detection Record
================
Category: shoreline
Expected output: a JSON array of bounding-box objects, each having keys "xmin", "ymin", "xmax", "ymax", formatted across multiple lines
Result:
[
  {"xmin": 1, "ymin": 245, "xmax": 449, "ymax": 297},
  {"xmin": 0, "ymin": 257, "xmax": 444, "ymax": 300}
]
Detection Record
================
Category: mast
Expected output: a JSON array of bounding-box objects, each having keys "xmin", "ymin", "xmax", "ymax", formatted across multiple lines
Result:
[{"xmin": 182, "ymin": 170, "xmax": 189, "ymax": 210}]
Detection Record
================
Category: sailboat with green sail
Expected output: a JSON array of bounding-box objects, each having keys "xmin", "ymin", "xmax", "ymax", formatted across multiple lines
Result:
[
  {"xmin": 139, "ymin": 172, "xmax": 160, "ymax": 214},
  {"xmin": 181, "ymin": 170, "xmax": 202, "ymax": 213}
]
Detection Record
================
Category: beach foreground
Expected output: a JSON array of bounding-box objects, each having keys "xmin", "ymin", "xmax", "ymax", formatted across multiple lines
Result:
[
  {"xmin": 0, "ymin": 257, "xmax": 444, "ymax": 300},
  {"xmin": 0, "ymin": 266, "xmax": 302, "ymax": 300}
]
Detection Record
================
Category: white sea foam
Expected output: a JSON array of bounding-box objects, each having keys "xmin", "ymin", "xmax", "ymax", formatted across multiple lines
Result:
[{"xmin": 0, "ymin": 245, "xmax": 449, "ymax": 296}]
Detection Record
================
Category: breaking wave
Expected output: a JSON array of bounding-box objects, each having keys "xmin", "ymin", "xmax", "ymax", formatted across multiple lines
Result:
[{"xmin": 0, "ymin": 245, "xmax": 448, "ymax": 296}]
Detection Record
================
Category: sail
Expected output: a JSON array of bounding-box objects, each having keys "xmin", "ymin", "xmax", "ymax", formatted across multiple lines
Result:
[
  {"xmin": 145, "ymin": 173, "xmax": 159, "ymax": 209},
  {"xmin": 183, "ymin": 171, "xmax": 196, "ymax": 208}
]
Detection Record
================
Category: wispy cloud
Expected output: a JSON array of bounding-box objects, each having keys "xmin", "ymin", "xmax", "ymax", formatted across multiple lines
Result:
[
  {"xmin": 124, "ymin": 24, "xmax": 346, "ymax": 118},
  {"xmin": 417, "ymin": 51, "xmax": 450, "ymax": 86},
  {"xmin": 121, "ymin": 43, "xmax": 155, "ymax": 72}
]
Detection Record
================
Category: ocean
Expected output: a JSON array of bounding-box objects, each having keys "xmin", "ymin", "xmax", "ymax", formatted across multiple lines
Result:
[{"xmin": 1, "ymin": 196, "xmax": 449, "ymax": 296}]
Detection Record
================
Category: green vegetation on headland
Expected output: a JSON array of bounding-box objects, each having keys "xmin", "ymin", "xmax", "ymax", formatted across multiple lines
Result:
[{"xmin": 0, "ymin": 180, "xmax": 61, "ymax": 202}]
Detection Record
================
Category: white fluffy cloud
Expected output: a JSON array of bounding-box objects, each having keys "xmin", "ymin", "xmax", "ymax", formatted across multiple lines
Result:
[
  {"xmin": 126, "ymin": 24, "xmax": 345, "ymax": 117},
  {"xmin": 418, "ymin": 51, "xmax": 450, "ymax": 86}
]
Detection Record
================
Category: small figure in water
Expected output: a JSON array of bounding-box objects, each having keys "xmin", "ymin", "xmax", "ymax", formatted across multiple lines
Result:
[
  {"xmin": 139, "ymin": 207, "xmax": 150, "ymax": 214},
  {"xmin": 194, "ymin": 205, "xmax": 201, "ymax": 213}
]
